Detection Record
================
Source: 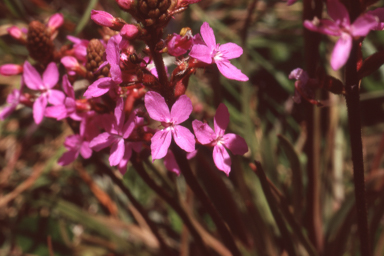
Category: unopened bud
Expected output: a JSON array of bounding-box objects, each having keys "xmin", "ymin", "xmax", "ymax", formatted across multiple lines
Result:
[
  {"xmin": 120, "ymin": 24, "xmax": 139, "ymax": 40},
  {"xmin": 116, "ymin": 0, "xmax": 135, "ymax": 11},
  {"xmin": 7, "ymin": 26, "xmax": 27, "ymax": 43},
  {"xmin": 0, "ymin": 64, "xmax": 23, "ymax": 76},
  {"xmin": 91, "ymin": 10, "xmax": 126, "ymax": 31},
  {"xmin": 61, "ymin": 56, "xmax": 79, "ymax": 70},
  {"xmin": 47, "ymin": 13, "xmax": 64, "ymax": 31}
]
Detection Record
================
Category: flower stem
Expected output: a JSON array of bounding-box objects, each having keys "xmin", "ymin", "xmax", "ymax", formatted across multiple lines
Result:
[
  {"xmin": 171, "ymin": 143, "xmax": 242, "ymax": 256},
  {"xmin": 344, "ymin": 41, "xmax": 371, "ymax": 256},
  {"xmin": 130, "ymin": 153, "xmax": 211, "ymax": 255}
]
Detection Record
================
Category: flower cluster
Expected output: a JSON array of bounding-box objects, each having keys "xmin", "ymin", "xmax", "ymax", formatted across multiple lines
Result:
[{"xmin": 0, "ymin": 4, "xmax": 249, "ymax": 175}]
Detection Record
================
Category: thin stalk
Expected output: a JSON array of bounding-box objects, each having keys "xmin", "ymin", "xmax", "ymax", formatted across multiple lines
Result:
[
  {"xmin": 302, "ymin": 0, "xmax": 323, "ymax": 251},
  {"xmin": 171, "ymin": 143, "xmax": 242, "ymax": 256},
  {"xmin": 344, "ymin": 41, "xmax": 371, "ymax": 256},
  {"xmin": 130, "ymin": 153, "xmax": 211, "ymax": 255},
  {"xmin": 100, "ymin": 163, "xmax": 175, "ymax": 255}
]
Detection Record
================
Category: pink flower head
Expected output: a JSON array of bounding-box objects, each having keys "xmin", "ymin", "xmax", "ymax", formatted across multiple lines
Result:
[
  {"xmin": 23, "ymin": 61, "xmax": 65, "ymax": 124},
  {"xmin": 0, "ymin": 64, "xmax": 23, "ymax": 76},
  {"xmin": 192, "ymin": 104, "xmax": 248, "ymax": 175},
  {"xmin": 304, "ymin": 0, "xmax": 379, "ymax": 70},
  {"xmin": 58, "ymin": 134, "xmax": 92, "ymax": 166},
  {"xmin": 89, "ymin": 98, "xmax": 137, "ymax": 166},
  {"xmin": 84, "ymin": 34, "xmax": 123, "ymax": 99},
  {"xmin": 47, "ymin": 13, "xmax": 64, "ymax": 31},
  {"xmin": 144, "ymin": 91, "xmax": 195, "ymax": 160},
  {"xmin": 189, "ymin": 22, "xmax": 248, "ymax": 81}
]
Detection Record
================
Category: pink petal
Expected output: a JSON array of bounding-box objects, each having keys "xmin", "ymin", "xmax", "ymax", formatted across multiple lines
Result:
[
  {"xmin": 0, "ymin": 105, "xmax": 17, "ymax": 120},
  {"xmin": 42, "ymin": 62, "xmax": 59, "ymax": 89},
  {"xmin": 213, "ymin": 144, "xmax": 231, "ymax": 176},
  {"xmin": 89, "ymin": 132, "xmax": 116, "ymax": 151},
  {"xmin": 331, "ymin": 33, "xmax": 352, "ymax": 70},
  {"xmin": 33, "ymin": 95, "xmax": 48, "ymax": 124},
  {"xmin": 327, "ymin": 0, "xmax": 349, "ymax": 26},
  {"xmin": 109, "ymin": 138, "xmax": 125, "ymax": 166},
  {"xmin": 216, "ymin": 60, "xmax": 248, "ymax": 81},
  {"xmin": 122, "ymin": 111, "xmax": 136, "ymax": 138},
  {"xmin": 303, "ymin": 19, "xmax": 341, "ymax": 36},
  {"xmin": 58, "ymin": 149, "xmax": 79, "ymax": 166},
  {"xmin": 170, "ymin": 95, "xmax": 192, "ymax": 124},
  {"xmin": 189, "ymin": 44, "xmax": 212, "ymax": 64},
  {"xmin": 117, "ymin": 142, "xmax": 133, "ymax": 174},
  {"xmin": 214, "ymin": 103, "xmax": 229, "ymax": 137},
  {"xmin": 219, "ymin": 42, "xmax": 243, "ymax": 60},
  {"xmin": 222, "ymin": 133, "xmax": 248, "ymax": 155},
  {"xmin": 151, "ymin": 129, "xmax": 172, "ymax": 160},
  {"xmin": 80, "ymin": 141, "xmax": 92, "ymax": 159},
  {"xmin": 172, "ymin": 125, "xmax": 195, "ymax": 152},
  {"xmin": 200, "ymin": 22, "xmax": 216, "ymax": 50},
  {"xmin": 351, "ymin": 14, "xmax": 378, "ymax": 37},
  {"xmin": 114, "ymin": 98, "xmax": 125, "ymax": 131},
  {"xmin": 192, "ymin": 120, "xmax": 216, "ymax": 144},
  {"xmin": 62, "ymin": 75, "xmax": 75, "ymax": 98},
  {"xmin": 45, "ymin": 104, "xmax": 67, "ymax": 120},
  {"xmin": 48, "ymin": 89, "xmax": 65, "ymax": 105},
  {"xmin": 23, "ymin": 61, "xmax": 43, "ymax": 90},
  {"xmin": 83, "ymin": 77, "xmax": 115, "ymax": 99},
  {"xmin": 163, "ymin": 150, "xmax": 180, "ymax": 175},
  {"xmin": 144, "ymin": 91, "xmax": 171, "ymax": 122}
]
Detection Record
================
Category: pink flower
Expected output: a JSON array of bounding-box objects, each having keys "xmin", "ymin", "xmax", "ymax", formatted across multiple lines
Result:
[
  {"xmin": 67, "ymin": 36, "xmax": 89, "ymax": 63},
  {"xmin": 144, "ymin": 91, "xmax": 195, "ymax": 160},
  {"xmin": 84, "ymin": 35, "xmax": 123, "ymax": 99},
  {"xmin": 304, "ymin": 0, "xmax": 379, "ymax": 70},
  {"xmin": 23, "ymin": 61, "xmax": 65, "ymax": 124},
  {"xmin": 58, "ymin": 134, "xmax": 92, "ymax": 165},
  {"xmin": 0, "ymin": 87, "xmax": 25, "ymax": 120},
  {"xmin": 192, "ymin": 104, "xmax": 248, "ymax": 175},
  {"xmin": 189, "ymin": 22, "xmax": 248, "ymax": 81},
  {"xmin": 45, "ymin": 75, "xmax": 86, "ymax": 121},
  {"xmin": 167, "ymin": 30, "xmax": 203, "ymax": 57},
  {"xmin": 89, "ymin": 98, "xmax": 136, "ymax": 166}
]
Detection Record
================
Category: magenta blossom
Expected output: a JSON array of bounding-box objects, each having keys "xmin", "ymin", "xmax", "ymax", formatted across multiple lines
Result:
[
  {"xmin": 67, "ymin": 36, "xmax": 89, "ymax": 63},
  {"xmin": 0, "ymin": 82, "xmax": 26, "ymax": 120},
  {"xmin": 89, "ymin": 98, "xmax": 136, "ymax": 166},
  {"xmin": 144, "ymin": 91, "xmax": 195, "ymax": 160},
  {"xmin": 167, "ymin": 30, "xmax": 203, "ymax": 57},
  {"xmin": 84, "ymin": 34, "xmax": 123, "ymax": 99},
  {"xmin": 189, "ymin": 22, "xmax": 248, "ymax": 81},
  {"xmin": 58, "ymin": 134, "xmax": 92, "ymax": 166},
  {"xmin": 23, "ymin": 61, "xmax": 65, "ymax": 124},
  {"xmin": 304, "ymin": 0, "xmax": 379, "ymax": 70},
  {"xmin": 192, "ymin": 104, "xmax": 248, "ymax": 175}
]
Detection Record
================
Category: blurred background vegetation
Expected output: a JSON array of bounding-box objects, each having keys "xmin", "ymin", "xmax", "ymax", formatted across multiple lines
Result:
[{"xmin": 2, "ymin": 0, "xmax": 384, "ymax": 255}]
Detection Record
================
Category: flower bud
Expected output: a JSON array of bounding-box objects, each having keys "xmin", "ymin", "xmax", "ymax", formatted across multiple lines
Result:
[
  {"xmin": 61, "ymin": 56, "xmax": 79, "ymax": 70},
  {"xmin": 120, "ymin": 24, "xmax": 139, "ymax": 40},
  {"xmin": 7, "ymin": 26, "xmax": 27, "ymax": 43},
  {"xmin": 0, "ymin": 64, "xmax": 23, "ymax": 76},
  {"xmin": 47, "ymin": 13, "xmax": 64, "ymax": 31},
  {"xmin": 91, "ymin": 10, "xmax": 116, "ymax": 27},
  {"xmin": 116, "ymin": 0, "xmax": 135, "ymax": 11}
]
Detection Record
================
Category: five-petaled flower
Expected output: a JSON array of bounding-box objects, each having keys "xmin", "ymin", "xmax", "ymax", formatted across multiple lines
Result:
[
  {"xmin": 23, "ymin": 61, "xmax": 65, "ymax": 124},
  {"xmin": 192, "ymin": 103, "xmax": 248, "ymax": 175},
  {"xmin": 144, "ymin": 91, "xmax": 195, "ymax": 160},
  {"xmin": 304, "ymin": 0, "xmax": 379, "ymax": 70},
  {"xmin": 89, "ymin": 97, "xmax": 136, "ymax": 166},
  {"xmin": 189, "ymin": 22, "xmax": 248, "ymax": 81}
]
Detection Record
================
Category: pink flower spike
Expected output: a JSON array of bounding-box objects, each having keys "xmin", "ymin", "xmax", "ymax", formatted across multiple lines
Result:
[
  {"xmin": 47, "ymin": 13, "xmax": 64, "ymax": 31},
  {"xmin": 189, "ymin": 22, "xmax": 248, "ymax": 81},
  {"xmin": 192, "ymin": 103, "xmax": 247, "ymax": 175},
  {"xmin": 0, "ymin": 64, "xmax": 23, "ymax": 76},
  {"xmin": 144, "ymin": 91, "xmax": 195, "ymax": 160},
  {"xmin": 91, "ymin": 10, "xmax": 116, "ymax": 27}
]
